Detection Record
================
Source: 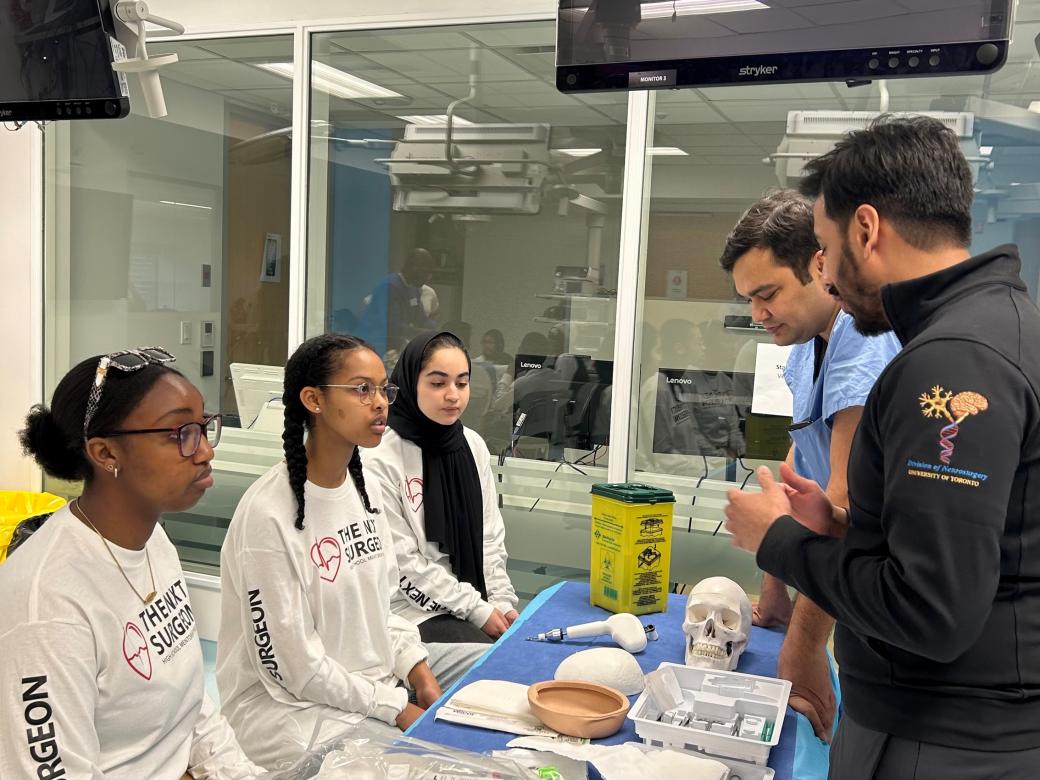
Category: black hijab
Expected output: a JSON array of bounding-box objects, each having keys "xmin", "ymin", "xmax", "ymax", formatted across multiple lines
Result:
[{"xmin": 389, "ymin": 331, "xmax": 488, "ymax": 599}]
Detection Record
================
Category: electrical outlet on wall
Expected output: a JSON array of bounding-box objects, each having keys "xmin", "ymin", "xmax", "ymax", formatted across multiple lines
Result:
[{"xmin": 180, "ymin": 321, "xmax": 192, "ymax": 345}]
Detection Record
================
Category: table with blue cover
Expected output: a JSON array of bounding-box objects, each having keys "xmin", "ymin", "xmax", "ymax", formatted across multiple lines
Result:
[{"xmin": 408, "ymin": 581, "xmax": 837, "ymax": 780}]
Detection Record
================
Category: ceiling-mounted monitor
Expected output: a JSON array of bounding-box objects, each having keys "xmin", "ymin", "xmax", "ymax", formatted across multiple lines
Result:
[
  {"xmin": 556, "ymin": 0, "xmax": 1016, "ymax": 94},
  {"xmin": 0, "ymin": 0, "xmax": 131, "ymax": 121}
]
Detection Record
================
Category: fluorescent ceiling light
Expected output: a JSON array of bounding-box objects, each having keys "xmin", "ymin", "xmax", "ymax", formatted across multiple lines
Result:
[
  {"xmin": 159, "ymin": 200, "xmax": 212, "ymax": 211},
  {"xmin": 396, "ymin": 114, "xmax": 474, "ymax": 126},
  {"xmin": 1029, "ymin": 101, "xmax": 1040, "ymax": 114},
  {"xmin": 561, "ymin": 146, "xmax": 685, "ymax": 156},
  {"xmin": 258, "ymin": 61, "xmax": 402, "ymax": 100},
  {"xmin": 642, "ymin": 0, "xmax": 767, "ymax": 20},
  {"xmin": 980, "ymin": 145, "xmax": 993, "ymax": 155}
]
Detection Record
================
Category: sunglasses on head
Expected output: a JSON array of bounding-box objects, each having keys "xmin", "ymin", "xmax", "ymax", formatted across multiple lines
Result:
[{"xmin": 82, "ymin": 347, "xmax": 177, "ymax": 439}]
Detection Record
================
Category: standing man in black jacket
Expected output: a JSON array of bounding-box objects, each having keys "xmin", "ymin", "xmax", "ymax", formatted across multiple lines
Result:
[{"xmin": 724, "ymin": 114, "xmax": 1040, "ymax": 778}]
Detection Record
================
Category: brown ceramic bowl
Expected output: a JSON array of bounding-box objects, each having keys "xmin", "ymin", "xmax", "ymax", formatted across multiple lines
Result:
[{"xmin": 527, "ymin": 680, "xmax": 630, "ymax": 739}]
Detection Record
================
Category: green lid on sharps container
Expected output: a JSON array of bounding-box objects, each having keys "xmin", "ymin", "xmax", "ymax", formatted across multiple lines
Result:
[{"xmin": 591, "ymin": 483, "xmax": 676, "ymax": 504}]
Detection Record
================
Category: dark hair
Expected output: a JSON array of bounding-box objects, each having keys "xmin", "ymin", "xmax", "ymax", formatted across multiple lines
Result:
[
  {"xmin": 719, "ymin": 190, "xmax": 818, "ymax": 284},
  {"xmin": 798, "ymin": 114, "xmax": 973, "ymax": 249},
  {"xmin": 482, "ymin": 329, "xmax": 505, "ymax": 353},
  {"xmin": 420, "ymin": 332, "xmax": 468, "ymax": 371},
  {"xmin": 282, "ymin": 333, "xmax": 380, "ymax": 531},
  {"xmin": 517, "ymin": 331, "xmax": 550, "ymax": 355},
  {"xmin": 19, "ymin": 354, "xmax": 182, "ymax": 482}
]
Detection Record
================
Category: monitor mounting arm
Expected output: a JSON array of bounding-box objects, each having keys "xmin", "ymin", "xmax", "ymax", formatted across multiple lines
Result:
[{"xmin": 112, "ymin": 1, "xmax": 185, "ymax": 118}]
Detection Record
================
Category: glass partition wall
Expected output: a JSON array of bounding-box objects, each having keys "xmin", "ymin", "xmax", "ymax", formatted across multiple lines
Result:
[
  {"xmin": 43, "ymin": 35, "xmax": 296, "ymax": 574},
  {"xmin": 632, "ymin": 3, "xmax": 1040, "ymax": 597},
  {"xmin": 304, "ymin": 22, "xmax": 628, "ymax": 600},
  {"xmin": 40, "ymin": 5, "xmax": 1040, "ymax": 599}
]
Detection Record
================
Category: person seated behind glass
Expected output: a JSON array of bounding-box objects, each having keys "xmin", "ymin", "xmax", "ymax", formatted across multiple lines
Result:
[
  {"xmin": 357, "ymin": 248, "xmax": 437, "ymax": 360},
  {"xmin": 477, "ymin": 329, "xmax": 513, "ymax": 369}
]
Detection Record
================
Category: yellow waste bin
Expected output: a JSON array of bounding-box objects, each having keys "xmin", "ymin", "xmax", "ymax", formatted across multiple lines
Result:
[
  {"xmin": 0, "ymin": 491, "xmax": 67, "ymax": 563},
  {"xmin": 590, "ymin": 483, "xmax": 675, "ymax": 615}
]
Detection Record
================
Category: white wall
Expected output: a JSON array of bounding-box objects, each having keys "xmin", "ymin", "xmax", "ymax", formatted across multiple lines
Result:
[
  {"xmin": 150, "ymin": 1, "xmax": 554, "ymax": 33},
  {"xmin": 0, "ymin": 126, "xmax": 43, "ymax": 491}
]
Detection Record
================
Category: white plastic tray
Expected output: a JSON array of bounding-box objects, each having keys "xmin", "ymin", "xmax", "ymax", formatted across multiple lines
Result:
[{"xmin": 629, "ymin": 662, "xmax": 791, "ymax": 766}]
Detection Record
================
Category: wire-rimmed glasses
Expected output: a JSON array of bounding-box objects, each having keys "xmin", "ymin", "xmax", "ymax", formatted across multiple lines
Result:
[{"xmin": 317, "ymin": 382, "xmax": 399, "ymax": 405}]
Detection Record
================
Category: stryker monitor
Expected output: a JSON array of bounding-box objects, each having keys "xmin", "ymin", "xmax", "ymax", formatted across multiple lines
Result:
[
  {"xmin": 556, "ymin": 0, "xmax": 1015, "ymax": 93},
  {"xmin": 0, "ymin": 0, "xmax": 130, "ymax": 121}
]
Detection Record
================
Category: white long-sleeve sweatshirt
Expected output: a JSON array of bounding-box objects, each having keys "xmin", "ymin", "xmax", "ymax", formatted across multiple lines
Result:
[
  {"xmin": 363, "ymin": 427, "xmax": 519, "ymax": 630},
  {"xmin": 0, "ymin": 507, "xmax": 261, "ymax": 780},
  {"xmin": 216, "ymin": 462, "xmax": 428, "ymax": 769}
]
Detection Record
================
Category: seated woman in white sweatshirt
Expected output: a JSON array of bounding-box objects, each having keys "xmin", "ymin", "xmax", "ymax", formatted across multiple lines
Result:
[
  {"xmin": 1, "ymin": 349, "xmax": 260, "ymax": 780},
  {"xmin": 217, "ymin": 333, "xmax": 479, "ymax": 771},
  {"xmin": 365, "ymin": 331, "xmax": 520, "ymax": 647}
]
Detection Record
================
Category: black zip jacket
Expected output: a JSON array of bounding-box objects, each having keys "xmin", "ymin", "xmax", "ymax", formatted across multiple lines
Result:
[{"xmin": 758, "ymin": 245, "xmax": 1040, "ymax": 750}]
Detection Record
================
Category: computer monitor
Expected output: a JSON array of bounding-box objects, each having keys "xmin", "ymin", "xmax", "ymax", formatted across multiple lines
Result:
[
  {"xmin": 653, "ymin": 368, "xmax": 790, "ymax": 461},
  {"xmin": 0, "ymin": 0, "xmax": 131, "ymax": 121},
  {"xmin": 511, "ymin": 353, "xmax": 613, "ymax": 456},
  {"xmin": 229, "ymin": 363, "xmax": 285, "ymax": 429},
  {"xmin": 556, "ymin": 0, "xmax": 1014, "ymax": 94}
]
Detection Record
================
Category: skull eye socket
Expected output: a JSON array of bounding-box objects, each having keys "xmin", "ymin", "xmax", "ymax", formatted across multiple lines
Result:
[
  {"xmin": 689, "ymin": 605, "xmax": 709, "ymax": 622},
  {"xmin": 719, "ymin": 608, "xmax": 741, "ymax": 630}
]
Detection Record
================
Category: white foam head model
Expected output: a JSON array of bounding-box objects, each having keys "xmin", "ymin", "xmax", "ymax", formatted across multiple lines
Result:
[
  {"xmin": 555, "ymin": 648, "xmax": 646, "ymax": 695},
  {"xmin": 682, "ymin": 577, "xmax": 752, "ymax": 671}
]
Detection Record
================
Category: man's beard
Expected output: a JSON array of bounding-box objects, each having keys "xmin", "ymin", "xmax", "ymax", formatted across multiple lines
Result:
[{"xmin": 837, "ymin": 240, "xmax": 891, "ymax": 336}]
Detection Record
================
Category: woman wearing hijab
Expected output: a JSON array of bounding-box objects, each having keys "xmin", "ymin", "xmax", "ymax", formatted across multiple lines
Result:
[{"xmin": 365, "ymin": 331, "xmax": 519, "ymax": 645}]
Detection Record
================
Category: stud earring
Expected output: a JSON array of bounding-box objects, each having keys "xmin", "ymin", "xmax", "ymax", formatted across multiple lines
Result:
[{"xmin": 314, "ymin": 406, "xmax": 320, "ymax": 413}]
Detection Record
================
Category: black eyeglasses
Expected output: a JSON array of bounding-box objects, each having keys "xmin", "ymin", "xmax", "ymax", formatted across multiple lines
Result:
[
  {"xmin": 99, "ymin": 414, "xmax": 222, "ymax": 458},
  {"xmin": 83, "ymin": 347, "xmax": 177, "ymax": 438},
  {"xmin": 318, "ymin": 382, "xmax": 399, "ymax": 405}
]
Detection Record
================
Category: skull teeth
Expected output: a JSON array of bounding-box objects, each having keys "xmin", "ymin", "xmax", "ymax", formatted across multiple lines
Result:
[{"xmin": 691, "ymin": 642, "xmax": 731, "ymax": 659}]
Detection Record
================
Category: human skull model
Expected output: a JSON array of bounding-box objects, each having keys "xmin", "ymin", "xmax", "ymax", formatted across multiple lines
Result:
[{"xmin": 683, "ymin": 577, "xmax": 752, "ymax": 671}]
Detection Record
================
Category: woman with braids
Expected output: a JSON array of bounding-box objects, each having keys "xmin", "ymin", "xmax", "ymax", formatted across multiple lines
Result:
[
  {"xmin": 217, "ymin": 334, "xmax": 462, "ymax": 770},
  {"xmin": 0, "ymin": 349, "xmax": 260, "ymax": 780},
  {"xmin": 365, "ymin": 331, "xmax": 519, "ymax": 647}
]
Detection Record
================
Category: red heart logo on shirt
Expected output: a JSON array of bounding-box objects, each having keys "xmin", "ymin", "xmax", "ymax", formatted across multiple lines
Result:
[
  {"xmin": 405, "ymin": 476, "xmax": 424, "ymax": 512},
  {"xmin": 310, "ymin": 536, "xmax": 342, "ymax": 583},
  {"xmin": 123, "ymin": 621, "xmax": 152, "ymax": 681}
]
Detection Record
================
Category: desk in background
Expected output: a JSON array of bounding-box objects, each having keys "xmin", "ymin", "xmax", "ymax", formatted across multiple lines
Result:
[{"xmin": 408, "ymin": 581, "xmax": 835, "ymax": 780}]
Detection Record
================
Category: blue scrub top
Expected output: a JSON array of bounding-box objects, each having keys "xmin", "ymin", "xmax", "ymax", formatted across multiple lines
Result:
[{"xmin": 783, "ymin": 311, "xmax": 901, "ymax": 486}]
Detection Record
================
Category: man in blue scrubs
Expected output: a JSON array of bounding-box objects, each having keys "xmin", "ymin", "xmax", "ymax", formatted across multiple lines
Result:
[{"xmin": 719, "ymin": 190, "xmax": 900, "ymax": 740}]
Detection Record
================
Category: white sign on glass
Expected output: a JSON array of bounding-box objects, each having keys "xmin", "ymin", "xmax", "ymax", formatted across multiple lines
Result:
[{"xmin": 751, "ymin": 343, "xmax": 793, "ymax": 417}]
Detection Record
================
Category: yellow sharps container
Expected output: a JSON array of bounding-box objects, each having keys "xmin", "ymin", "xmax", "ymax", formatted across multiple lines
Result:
[{"xmin": 590, "ymin": 483, "xmax": 675, "ymax": 615}]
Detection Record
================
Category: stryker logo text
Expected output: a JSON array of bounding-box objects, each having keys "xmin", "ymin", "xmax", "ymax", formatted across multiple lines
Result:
[
  {"xmin": 739, "ymin": 65, "xmax": 779, "ymax": 77},
  {"xmin": 22, "ymin": 676, "xmax": 66, "ymax": 779}
]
